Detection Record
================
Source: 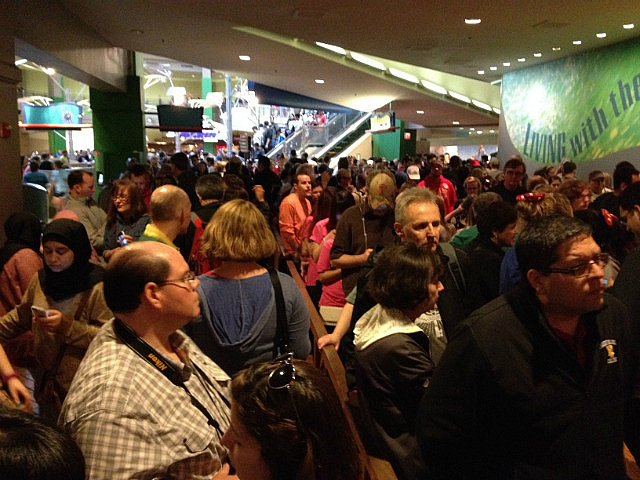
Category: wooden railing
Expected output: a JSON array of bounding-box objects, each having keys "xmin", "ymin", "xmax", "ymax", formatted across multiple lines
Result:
[{"xmin": 274, "ymin": 233, "xmax": 396, "ymax": 480}]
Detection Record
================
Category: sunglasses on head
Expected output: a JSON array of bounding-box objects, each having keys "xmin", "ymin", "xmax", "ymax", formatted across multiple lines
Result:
[{"xmin": 268, "ymin": 352, "xmax": 296, "ymax": 390}]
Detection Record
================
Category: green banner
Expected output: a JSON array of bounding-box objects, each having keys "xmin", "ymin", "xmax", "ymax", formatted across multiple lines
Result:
[{"xmin": 502, "ymin": 37, "xmax": 640, "ymax": 164}]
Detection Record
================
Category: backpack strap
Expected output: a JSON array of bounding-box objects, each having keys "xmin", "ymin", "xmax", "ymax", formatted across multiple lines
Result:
[{"xmin": 440, "ymin": 242, "xmax": 466, "ymax": 295}]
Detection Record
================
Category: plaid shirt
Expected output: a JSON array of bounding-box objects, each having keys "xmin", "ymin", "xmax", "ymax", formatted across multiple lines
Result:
[{"xmin": 60, "ymin": 319, "xmax": 231, "ymax": 480}]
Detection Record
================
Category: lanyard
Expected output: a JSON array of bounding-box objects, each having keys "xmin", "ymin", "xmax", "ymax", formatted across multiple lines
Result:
[{"xmin": 112, "ymin": 318, "xmax": 224, "ymax": 435}]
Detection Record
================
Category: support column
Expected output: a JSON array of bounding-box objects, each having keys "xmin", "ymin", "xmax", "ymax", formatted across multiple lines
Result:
[
  {"xmin": 0, "ymin": 1, "xmax": 23, "ymax": 240},
  {"xmin": 90, "ymin": 74, "xmax": 145, "ymax": 185},
  {"xmin": 202, "ymin": 68, "xmax": 214, "ymax": 152}
]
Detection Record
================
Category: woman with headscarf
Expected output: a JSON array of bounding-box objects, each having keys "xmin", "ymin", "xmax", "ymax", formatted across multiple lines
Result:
[
  {"xmin": 0, "ymin": 212, "xmax": 44, "ymax": 404},
  {"xmin": 0, "ymin": 212, "xmax": 43, "ymax": 315},
  {"xmin": 0, "ymin": 219, "xmax": 112, "ymax": 422}
]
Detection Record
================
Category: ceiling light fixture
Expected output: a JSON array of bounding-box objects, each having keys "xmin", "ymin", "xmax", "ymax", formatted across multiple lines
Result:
[
  {"xmin": 493, "ymin": 107, "xmax": 501, "ymax": 115},
  {"xmin": 503, "ymin": 62, "xmax": 511, "ymax": 67},
  {"xmin": 44, "ymin": 67, "xmax": 56, "ymax": 75},
  {"xmin": 490, "ymin": 129, "xmax": 495, "ymax": 133},
  {"xmin": 477, "ymin": 130, "xmax": 483, "ymax": 134},
  {"xmin": 14, "ymin": 58, "xmax": 27, "ymax": 66},
  {"xmin": 573, "ymin": 40, "xmax": 582, "ymax": 45},
  {"xmin": 421, "ymin": 79, "xmax": 447, "ymax": 95},
  {"xmin": 350, "ymin": 52, "xmax": 386, "ymax": 70},
  {"xmin": 449, "ymin": 90, "xmax": 471, "ymax": 103},
  {"xmin": 623, "ymin": 23, "xmax": 634, "ymax": 29},
  {"xmin": 533, "ymin": 52, "xmax": 542, "ymax": 57},
  {"xmin": 596, "ymin": 32, "xmax": 607, "ymax": 38},
  {"xmin": 478, "ymin": 70, "xmax": 485, "ymax": 75},
  {"xmin": 315, "ymin": 41, "xmax": 347, "ymax": 55},
  {"xmin": 490, "ymin": 66, "xmax": 497, "ymax": 71},
  {"xmin": 238, "ymin": 55, "xmax": 251, "ymax": 61},
  {"xmin": 315, "ymin": 79, "xmax": 325, "ymax": 84},
  {"xmin": 416, "ymin": 110, "xmax": 424, "ymax": 114},
  {"xmin": 470, "ymin": 127, "xmax": 475, "ymax": 131},
  {"xmin": 472, "ymin": 99, "xmax": 492, "ymax": 111},
  {"xmin": 389, "ymin": 67, "xmax": 419, "ymax": 83},
  {"xmin": 465, "ymin": 18, "xmax": 481, "ymax": 25},
  {"xmin": 452, "ymin": 121, "xmax": 460, "ymax": 125},
  {"xmin": 552, "ymin": 47, "xmax": 561, "ymax": 51},
  {"xmin": 518, "ymin": 58, "xmax": 526, "ymax": 62}
]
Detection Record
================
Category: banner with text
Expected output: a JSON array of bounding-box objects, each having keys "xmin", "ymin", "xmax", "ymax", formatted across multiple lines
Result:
[{"xmin": 502, "ymin": 37, "xmax": 640, "ymax": 164}]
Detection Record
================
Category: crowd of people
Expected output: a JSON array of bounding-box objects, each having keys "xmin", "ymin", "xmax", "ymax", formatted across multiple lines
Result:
[{"xmin": 3, "ymin": 146, "xmax": 640, "ymax": 479}]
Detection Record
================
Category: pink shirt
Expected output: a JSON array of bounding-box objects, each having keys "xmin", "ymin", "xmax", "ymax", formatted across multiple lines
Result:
[
  {"xmin": 304, "ymin": 218, "xmax": 330, "ymax": 286},
  {"xmin": 317, "ymin": 237, "xmax": 345, "ymax": 307},
  {"xmin": 0, "ymin": 248, "xmax": 43, "ymax": 315},
  {"xmin": 279, "ymin": 193, "xmax": 311, "ymax": 256}
]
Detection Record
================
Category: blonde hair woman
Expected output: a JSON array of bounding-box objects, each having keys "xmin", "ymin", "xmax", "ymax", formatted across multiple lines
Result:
[{"xmin": 184, "ymin": 200, "xmax": 311, "ymax": 376}]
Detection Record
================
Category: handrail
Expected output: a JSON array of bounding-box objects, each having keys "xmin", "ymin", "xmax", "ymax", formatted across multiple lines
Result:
[{"xmin": 272, "ymin": 231, "xmax": 396, "ymax": 480}]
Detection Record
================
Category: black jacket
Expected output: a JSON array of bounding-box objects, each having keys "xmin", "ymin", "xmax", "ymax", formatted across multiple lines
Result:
[{"xmin": 418, "ymin": 284, "xmax": 640, "ymax": 480}]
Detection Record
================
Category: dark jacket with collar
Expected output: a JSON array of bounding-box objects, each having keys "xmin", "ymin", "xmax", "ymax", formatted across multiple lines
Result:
[{"xmin": 418, "ymin": 284, "xmax": 640, "ymax": 480}]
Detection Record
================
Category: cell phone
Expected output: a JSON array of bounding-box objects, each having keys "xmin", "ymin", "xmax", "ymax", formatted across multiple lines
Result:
[
  {"xmin": 117, "ymin": 231, "xmax": 128, "ymax": 246},
  {"xmin": 31, "ymin": 306, "xmax": 48, "ymax": 318}
]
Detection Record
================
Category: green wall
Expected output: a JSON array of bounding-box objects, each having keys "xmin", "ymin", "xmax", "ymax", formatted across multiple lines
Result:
[
  {"xmin": 371, "ymin": 120, "xmax": 416, "ymax": 160},
  {"xmin": 91, "ymin": 75, "xmax": 145, "ymax": 184}
]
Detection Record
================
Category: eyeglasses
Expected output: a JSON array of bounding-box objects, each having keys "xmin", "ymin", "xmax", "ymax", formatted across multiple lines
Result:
[
  {"xmin": 543, "ymin": 253, "xmax": 609, "ymax": 278},
  {"xmin": 268, "ymin": 352, "xmax": 295, "ymax": 389},
  {"xmin": 113, "ymin": 194, "xmax": 130, "ymax": 201},
  {"xmin": 156, "ymin": 271, "xmax": 198, "ymax": 289}
]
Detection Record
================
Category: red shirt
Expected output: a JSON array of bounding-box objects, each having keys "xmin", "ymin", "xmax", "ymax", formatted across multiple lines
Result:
[{"xmin": 418, "ymin": 175, "xmax": 458, "ymax": 215}]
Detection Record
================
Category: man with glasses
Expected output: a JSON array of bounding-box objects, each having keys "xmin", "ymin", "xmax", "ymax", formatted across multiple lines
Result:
[
  {"xmin": 418, "ymin": 215, "xmax": 640, "ymax": 479},
  {"xmin": 60, "ymin": 242, "xmax": 234, "ymax": 480},
  {"xmin": 490, "ymin": 156, "xmax": 527, "ymax": 205}
]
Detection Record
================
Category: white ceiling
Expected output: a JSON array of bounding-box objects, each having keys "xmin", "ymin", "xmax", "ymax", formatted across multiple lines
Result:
[{"xmin": 16, "ymin": 0, "xmax": 640, "ymax": 137}]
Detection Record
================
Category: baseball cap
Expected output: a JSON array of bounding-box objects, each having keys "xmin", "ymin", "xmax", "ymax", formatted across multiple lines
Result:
[
  {"xmin": 367, "ymin": 172, "xmax": 397, "ymax": 210},
  {"xmin": 588, "ymin": 170, "xmax": 605, "ymax": 181},
  {"xmin": 407, "ymin": 165, "xmax": 421, "ymax": 180}
]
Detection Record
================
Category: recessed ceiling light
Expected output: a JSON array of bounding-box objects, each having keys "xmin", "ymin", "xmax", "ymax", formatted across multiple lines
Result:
[
  {"xmin": 518, "ymin": 58, "xmax": 526, "ymax": 62},
  {"xmin": 389, "ymin": 68, "xmax": 419, "ymax": 83},
  {"xmin": 470, "ymin": 127, "xmax": 475, "ymax": 131},
  {"xmin": 477, "ymin": 130, "xmax": 483, "ymax": 134},
  {"xmin": 623, "ymin": 23, "xmax": 634, "ymax": 29},
  {"xmin": 472, "ymin": 99, "xmax": 492, "ymax": 111},
  {"xmin": 315, "ymin": 79, "xmax": 325, "ymax": 84},
  {"xmin": 573, "ymin": 40, "xmax": 582, "ymax": 45},
  {"xmin": 596, "ymin": 32, "xmax": 607, "ymax": 38},
  {"xmin": 477, "ymin": 70, "xmax": 485, "ymax": 75},
  {"xmin": 416, "ymin": 110, "xmax": 424, "ymax": 114},
  {"xmin": 465, "ymin": 18, "xmax": 482, "ymax": 25},
  {"xmin": 350, "ymin": 52, "xmax": 386, "ymax": 71},
  {"xmin": 452, "ymin": 121, "xmax": 460, "ymax": 125},
  {"xmin": 489, "ymin": 129, "xmax": 495, "ymax": 133},
  {"xmin": 239, "ymin": 55, "xmax": 251, "ymax": 61},
  {"xmin": 490, "ymin": 66, "xmax": 498, "ymax": 71},
  {"xmin": 533, "ymin": 52, "xmax": 542, "ymax": 57},
  {"xmin": 315, "ymin": 42, "xmax": 346, "ymax": 55},
  {"xmin": 503, "ymin": 62, "xmax": 511, "ymax": 67},
  {"xmin": 449, "ymin": 91, "xmax": 471, "ymax": 103},
  {"xmin": 421, "ymin": 79, "xmax": 447, "ymax": 95},
  {"xmin": 552, "ymin": 47, "xmax": 561, "ymax": 51}
]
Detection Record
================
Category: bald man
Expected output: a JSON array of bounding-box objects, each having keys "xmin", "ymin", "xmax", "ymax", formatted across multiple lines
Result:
[
  {"xmin": 139, "ymin": 185, "xmax": 192, "ymax": 250},
  {"xmin": 60, "ymin": 242, "xmax": 233, "ymax": 479}
]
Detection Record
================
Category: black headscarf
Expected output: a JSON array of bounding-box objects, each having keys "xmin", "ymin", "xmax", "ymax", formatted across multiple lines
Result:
[
  {"xmin": 0, "ymin": 212, "xmax": 42, "ymax": 271},
  {"xmin": 41, "ymin": 219, "xmax": 103, "ymax": 301}
]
